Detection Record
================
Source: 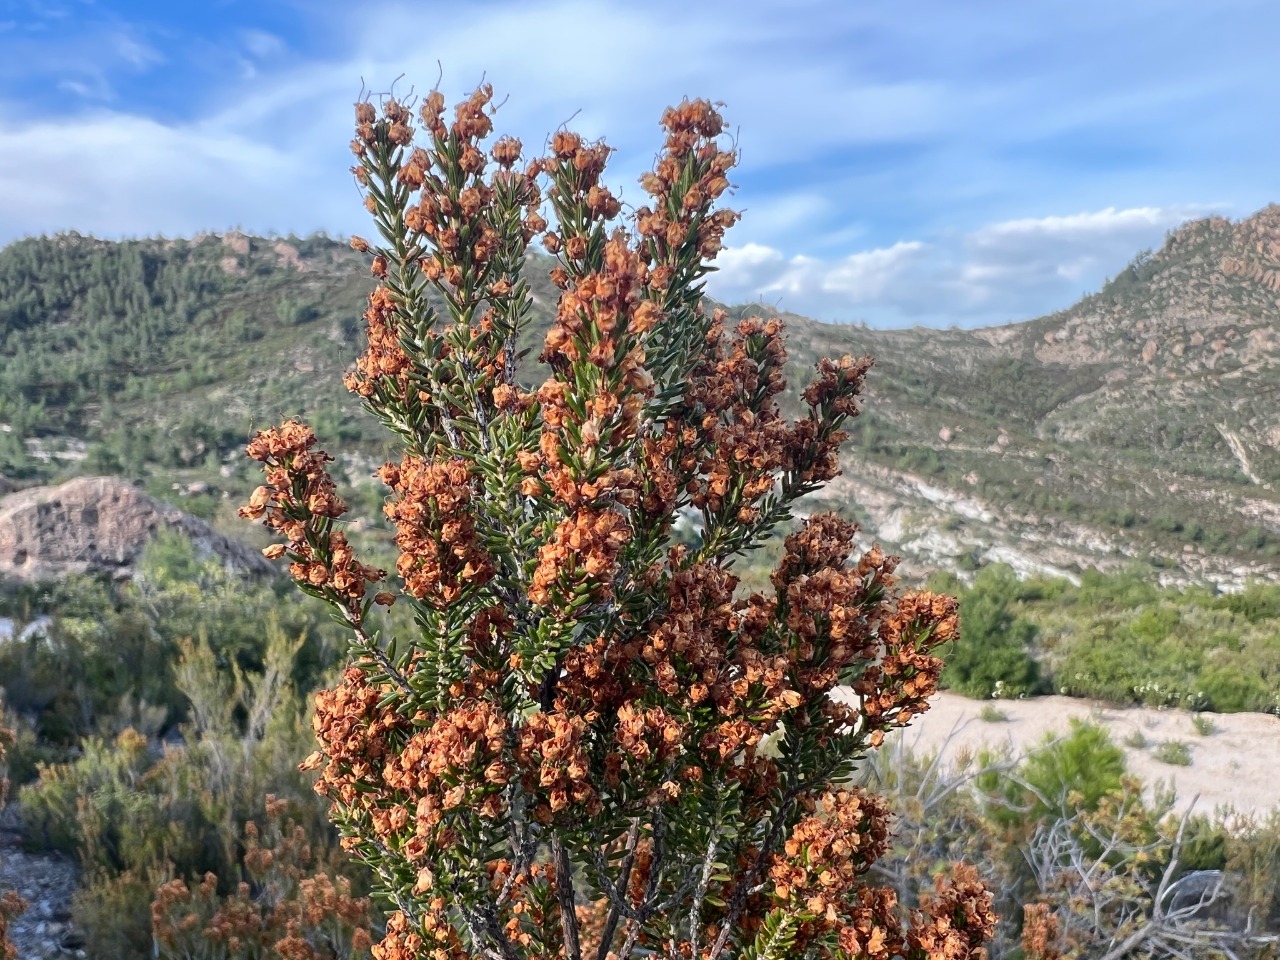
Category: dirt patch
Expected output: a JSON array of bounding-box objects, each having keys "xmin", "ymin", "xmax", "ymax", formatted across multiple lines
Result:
[{"xmin": 890, "ymin": 692, "xmax": 1280, "ymax": 817}]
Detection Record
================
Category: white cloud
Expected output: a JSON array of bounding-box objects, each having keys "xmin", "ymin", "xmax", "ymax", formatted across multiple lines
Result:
[
  {"xmin": 0, "ymin": 110, "xmax": 336, "ymax": 238},
  {"xmin": 713, "ymin": 241, "xmax": 927, "ymax": 312},
  {"xmin": 111, "ymin": 31, "xmax": 163, "ymax": 70},
  {"xmin": 973, "ymin": 206, "xmax": 1176, "ymax": 242},
  {"xmin": 242, "ymin": 29, "xmax": 285, "ymax": 60},
  {"xmin": 57, "ymin": 77, "xmax": 108, "ymax": 99},
  {"xmin": 0, "ymin": 0, "xmax": 959, "ymax": 242},
  {"xmin": 952, "ymin": 204, "xmax": 1211, "ymax": 309},
  {"xmin": 706, "ymin": 205, "xmax": 1212, "ymax": 327},
  {"xmin": 716, "ymin": 243, "xmax": 787, "ymax": 288},
  {"xmin": 821, "ymin": 242, "xmax": 927, "ymax": 299}
]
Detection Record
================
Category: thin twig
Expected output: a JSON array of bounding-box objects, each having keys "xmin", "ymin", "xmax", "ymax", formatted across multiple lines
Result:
[{"xmin": 344, "ymin": 615, "xmax": 414, "ymax": 695}]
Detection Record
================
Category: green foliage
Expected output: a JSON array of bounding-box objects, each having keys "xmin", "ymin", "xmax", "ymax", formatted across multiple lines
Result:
[
  {"xmin": 0, "ymin": 234, "xmax": 352, "ymax": 437},
  {"xmin": 1152, "ymin": 740, "xmax": 1193, "ymax": 766},
  {"xmin": 1122, "ymin": 729, "xmax": 1148, "ymax": 749},
  {"xmin": 1225, "ymin": 810, "xmax": 1280, "ymax": 928},
  {"xmin": 1198, "ymin": 664, "xmax": 1273, "ymax": 714},
  {"xmin": 1190, "ymin": 713, "xmax": 1216, "ymax": 736},
  {"xmin": 977, "ymin": 720, "xmax": 1127, "ymax": 826},
  {"xmin": 739, "ymin": 909, "xmax": 800, "ymax": 960},
  {"xmin": 16, "ymin": 626, "xmax": 361, "ymax": 957},
  {"xmin": 0, "ymin": 575, "xmax": 164, "ymax": 746},
  {"xmin": 0, "ymin": 531, "xmax": 374, "ymax": 958},
  {"xmin": 0, "ymin": 532, "xmax": 343, "ymax": 754},
  {"xmin": 937, "ymin": 565, "xmax": 1280, "ymax": 714},
  {"xmin": 941, "ymin": 565, "xmax": 1042, "ymax": 699},
  {"xmin": 1021, "ymin": 720, "xmax": 1127, "ymax": 816},
  {"xmin": 1177, "ymin": 814, "xmax": 1229, "ymax": 872},
  {"xmin": 68, "ymin": 869, "xmax": 161, "ymax": 960},
  {"xmin": 0, "ymin": 231, "xmax": 391, "ymax": 489}
]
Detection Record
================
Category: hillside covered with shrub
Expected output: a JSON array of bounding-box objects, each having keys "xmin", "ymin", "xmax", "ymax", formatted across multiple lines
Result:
[
  {"xmin": 4, "ymin": 211, "xmax": 1280, "ymax": 587},
  {"xmin": 934, "ymin": 564, "xmax": 1280, "ymax": 713}
]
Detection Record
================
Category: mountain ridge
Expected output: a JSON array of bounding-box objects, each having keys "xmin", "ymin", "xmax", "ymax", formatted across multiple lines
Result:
[{"xmin": 2, "ymin": 208, "xmax": 1279, "ymax": 587}]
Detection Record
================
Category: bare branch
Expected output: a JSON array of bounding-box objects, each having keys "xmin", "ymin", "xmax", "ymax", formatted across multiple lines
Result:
[
  {"xmin": 553, "ymin": 837, "xmax": 583, "ymax": 960},
  {"xmin": 594, "ymin": 819, "xmax": 642, "ymax": 960}
]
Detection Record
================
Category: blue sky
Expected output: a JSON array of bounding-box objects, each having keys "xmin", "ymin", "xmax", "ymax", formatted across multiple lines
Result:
[{"xmin": 1, "ymin": 0, "xmax": 1277, "ymax": 327}]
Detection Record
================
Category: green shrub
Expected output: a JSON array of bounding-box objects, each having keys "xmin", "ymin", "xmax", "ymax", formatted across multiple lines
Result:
[
  {"xmin": 1027, "ymin": 721, "xmax": 1126, "ymax": 811},
  {"xmin": 16, "ymin": 627, "xmax": 356, "ymax": 956},
  {"xmin": 1178, "ymin": 815, "xmax": 1229, "ymax": 872},
  {"xmin": 977, "ymin": 721, "xmax": 1131, "ymax": 829},
  {"xmin": 991, "ymin": 569, "xmax": 1280, "ymax": 713},
  {"xmin": 1152, "ymin": 740, "xmax": 1193, "ymax": 766},
  {"xmin": 1225, "ymin": 811, "xmax": 1280, "ymax": 929},
  {"xmin": 0, "ymin": 532, "xmax": 344, "ymax": 757},
  {"xmin": 1191, "ymin": 713, "xmax": 1216, "ymax": 736},
  {"xmin": 1198, "ymin": 663, "xmax": 1271, "ymax": 713},
  {"xmin": 942, "ymin": 566, "xmax": 1041, "ymax": 699},
  {"xmin": 71, "ymin": 868, "xmax": 164, "ymax": 960},
  {"xmin": 1122, "ymin": 729, "xmax": 1148, "ymax": 749}
]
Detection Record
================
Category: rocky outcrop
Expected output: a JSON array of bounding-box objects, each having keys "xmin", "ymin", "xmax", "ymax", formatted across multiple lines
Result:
[{"xmin": 0, "ymin": 476, "xmax": 274, "ymax": 583}]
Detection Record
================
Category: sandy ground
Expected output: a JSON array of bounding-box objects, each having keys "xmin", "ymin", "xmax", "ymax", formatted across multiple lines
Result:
[{"xmin": 880, "ymin": 692, "xmax": 1280, "ymax": 818}]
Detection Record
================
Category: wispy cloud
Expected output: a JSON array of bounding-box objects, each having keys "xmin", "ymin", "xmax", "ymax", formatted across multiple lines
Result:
[
  {"xmin": 242, "ymin": 28, "xmax": 285, "ymax": 60},
  {"xmin": 708, "ymin": 205, "xmax": 1210, "ymax": 326},
  {"xmin": 111, "ymin": 30, "xmax": 163, "ymax": 70},
  {"xmin": 0, "ymin": 112, "xmax": 323, "ymax": 238}
]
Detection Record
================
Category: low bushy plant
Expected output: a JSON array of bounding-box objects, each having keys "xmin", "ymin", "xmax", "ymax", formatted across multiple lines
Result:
[
  {"xmin": 0, "ymin": 715, "xmax": 22, "ymax": 960},
  {"xmin": 151, "ymin": 796, "xmax": 375, "ymax": 960},
  {"xmin": 1121, "ymin": 729, "xmax": 1148, "ymax": 749},
  {"xmin": 0, "ymin": 533, "xmax": 344, "ymax": 757},
  {"xmin": 941, "ymin": 566, "xmax": 1041, "ymax": 699},
  {"xmin": 1152, "ymin": 740, "xmax": 1193, "ymax": 766},
  {"xmin": 17, "ymin": 628, "xmax": 354, "ymax": 957},
  {"xmin": 978, "ymin": 704, "xmax": 1010, "ymax": 723},
  {"xmin": 1191, "ymin": 713, "xmax": 1216, "ymax": 736},
  {"xmin": 978, "ymin": 721, "xmax": 1127, "ymax": 827}
]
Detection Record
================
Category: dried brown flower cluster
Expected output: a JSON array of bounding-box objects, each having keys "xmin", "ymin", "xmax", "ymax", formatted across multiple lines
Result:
[
  {"xmin": 380, "ymin": 457, "xmax": 494, "ymax": 606},
  {"xmin": 1019, "ymin": 903, "xmax": 1061, "ymax": 960},
  {"xmin": 242, "ymin": 83, "xmax": 992, "ymax": 960},
  {"xmin": 239, "ymin": 421, "xmax": 386, "ymax": 620},
  {"xmin": 151, "ymin": 797, "xmax": 374, "ymax": 960},
  {"xmin": 0, "ymin": 895, "xmax": 18, "ymax": 960}
]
